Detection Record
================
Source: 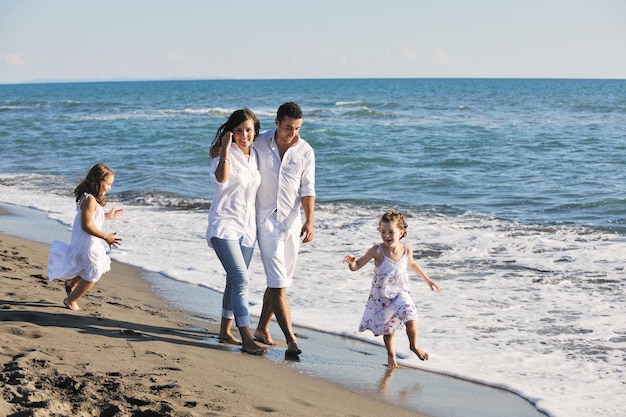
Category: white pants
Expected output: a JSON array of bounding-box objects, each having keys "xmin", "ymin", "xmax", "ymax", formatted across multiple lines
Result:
[{"xmin": 257, "ymin": 214, "xmax": 301, "ymax": 288}]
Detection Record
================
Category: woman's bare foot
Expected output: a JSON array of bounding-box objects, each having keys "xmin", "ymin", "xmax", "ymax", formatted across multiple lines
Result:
[
  {"xmin": 411, "ymin": 345, "xmax": 429, "ymax": 361},
  {"xmin": 63, "ymin": 298, "xmax": 80, "ymax": 311},
  {"xmin": 242, "ymin": 341, "xmax": 267, "ymax": 355},
  {"xmin": 254, "ymin": 329, "xmax": 275, "ymax": 345},
  {"xmin": 219, "ymin": 333, "xmax": 242, "ymax": 345}
]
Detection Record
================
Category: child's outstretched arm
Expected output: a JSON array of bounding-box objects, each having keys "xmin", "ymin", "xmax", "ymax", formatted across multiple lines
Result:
[
  {"xmin": 105, "ymin": 207, "xmax": 124, "ymax": 219},
  {"xmin": 81, "ymin": 195, "xmax": 122, "ymax": 249},
  {"xmin": 343, "ymin": 245, "xmax": 378, "ymax": 271},
  {"xmin": 406, "ymin": 246, "xmax": 442, "ymax": 292}
]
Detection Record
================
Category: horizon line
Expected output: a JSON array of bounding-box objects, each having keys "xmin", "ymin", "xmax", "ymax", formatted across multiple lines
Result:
[{"xmin": 2, "ymin": 75, "xmax": 625, "ymax": 86}]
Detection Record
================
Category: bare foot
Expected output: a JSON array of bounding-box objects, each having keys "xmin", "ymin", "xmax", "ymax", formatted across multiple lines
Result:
[
  {"xmin": 411, "ymin": 346, "xmax": 429, "ymax": 361},
  {"xmin": 254, "ymin": 329, "xmax": 275, "ymax": 345},
  {"xmin": 63, "ymin": 298, "xmax": 80, "ymax": 311},
  {"xmin": 387, "ymin": 355, "xmax": 399, "ymax": 370},
  {"xmin": 219, "ymin": 333, "xmax": 242, "ymax": 345},
  {"xmin": 242, "ymin": 341, "xmax": 267, "ymax": 355}
]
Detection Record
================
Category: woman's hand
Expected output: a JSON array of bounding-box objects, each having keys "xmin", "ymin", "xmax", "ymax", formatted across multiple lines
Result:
[
  {"xmin": 221, "ymin": 131, "xmax": 233, "ymax": 154},
  {"xmin": 214, "ymin": 131, "xmax": 233, "ymax": 184}
]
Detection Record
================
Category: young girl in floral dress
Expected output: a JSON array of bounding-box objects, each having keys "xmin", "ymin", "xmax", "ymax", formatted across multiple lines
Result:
[{"xmin": 344, "ymin": 210, "xmax": 442, "ymax": 369}]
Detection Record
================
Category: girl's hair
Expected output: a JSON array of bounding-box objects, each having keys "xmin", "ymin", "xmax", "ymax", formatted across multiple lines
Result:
[
  {"xmin": 209, "ymin": 108, "xmax": 260, "ymax": 152},
  {"xmin": 378, "ymin": 210, "xmax": 408, "ymax": 239},
  {"xmin": 74, "ymin": 163, "xmax": 114, "ymax": 206}
]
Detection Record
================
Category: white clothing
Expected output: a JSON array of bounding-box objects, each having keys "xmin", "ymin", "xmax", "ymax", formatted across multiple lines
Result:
[
  {"xmin": 254, "ymin": 129, "xmax": 315, "ymax": 237},
  {"xmin": 206, "ymin": 144, "xmax": 261, "ymax": 248},
  {"xmin": 48, "ymin": 194, "xmax": 111, "ymax": 283},
  {"xmin": 257, "ymin": 212, "xmax": 300, "ymax": 288}
]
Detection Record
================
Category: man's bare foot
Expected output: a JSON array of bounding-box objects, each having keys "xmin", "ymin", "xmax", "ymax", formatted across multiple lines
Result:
[
  {"xmin": 242, "ymin": 341, "xmax": 267, "ymax": 355},
  {"xmin": 63, "ymin": 298, "xmax": 80, "ymax": 311},
  {"xmin": 254, "ymin": 329, "xmax": 275, "ymax": 345},
  {"xmin": 411, "ymin": 346, "xmax": 429, "ymax": 361},
  {"xmin": 219, "ymin": 333, "xmax": 242, "ymax": 345}
]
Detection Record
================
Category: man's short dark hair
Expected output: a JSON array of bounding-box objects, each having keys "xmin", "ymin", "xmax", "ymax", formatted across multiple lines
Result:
[{"xmin": 277, "ymin": 102, "xmax": 303, "ymax": 121}]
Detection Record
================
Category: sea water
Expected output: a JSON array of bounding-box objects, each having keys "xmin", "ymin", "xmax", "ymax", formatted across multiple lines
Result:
[{"xmin": 0, "ymin": 78, "xmax": 624, "ymax": 417}]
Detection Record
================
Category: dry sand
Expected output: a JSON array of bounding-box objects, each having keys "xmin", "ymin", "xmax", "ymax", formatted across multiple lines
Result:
[{"xmin": 0, "ymin": 233, "xmax": 425, "ymax": 417}]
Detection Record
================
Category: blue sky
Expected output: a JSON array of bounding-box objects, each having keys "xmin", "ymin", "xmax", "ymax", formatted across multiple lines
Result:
[{"xmin": 1, "ymin": 0, "xmax": 624, "ymax": 83}]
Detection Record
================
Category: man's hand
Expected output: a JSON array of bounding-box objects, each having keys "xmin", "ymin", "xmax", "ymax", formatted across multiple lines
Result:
[{"xmin": 300, "ymin": 222, "xmax": 314, "ymax": 243}]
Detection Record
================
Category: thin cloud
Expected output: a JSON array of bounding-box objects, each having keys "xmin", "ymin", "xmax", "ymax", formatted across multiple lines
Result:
[
  {"xmin": 2, "ymin": 54, "xmax": 26, "ymax": 67},
  {"xmin": 432, "ymin": 48, "xmax": 448, "ymax": 65},
  {"xmin": 164, "ymin": 53, "xmax": 183, "ymax": 61}
]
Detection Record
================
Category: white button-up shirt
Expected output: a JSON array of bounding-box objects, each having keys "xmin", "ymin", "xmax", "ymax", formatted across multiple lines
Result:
[
  {"xmin": 206, "ymin": 144, "xmax": 261, "ymax": 248},
  {"xmin": 254, "ymin": 129, "xmax": 315, "ymax": 234}
]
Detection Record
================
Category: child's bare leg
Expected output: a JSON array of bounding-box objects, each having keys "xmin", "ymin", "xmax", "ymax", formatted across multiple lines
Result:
[
  {"xmin": 64, "ymin": 276, "xmax": 79, "ymax": 295},
  {"xmin": 219, "ymin": 317, "xmax": 242, "ymax": 345},
  {"xmin": 383, "ymin": 332, "xmax": 399, "ymax": 369},
  {"xmin": 406, "ymin": 320, "xmax": 429, "ymax": 361},
  {"xmin": 63, "ymin": 277, "xmax": 95, "ymax": 311}
]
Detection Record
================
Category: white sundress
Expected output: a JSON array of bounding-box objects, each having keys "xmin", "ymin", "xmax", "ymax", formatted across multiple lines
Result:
[
  {"xmin": 47, "ymin": 193, "xmax": 111, "ymax": 283},
  {"xmin": 358, "ymin": 244, "xmax": 418, "ymax": 336}
]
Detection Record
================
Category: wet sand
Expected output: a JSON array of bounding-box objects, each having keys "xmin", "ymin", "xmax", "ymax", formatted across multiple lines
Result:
[
  {"xmin": 0, "ymin": 233, "xmax": 426, "ymax": 416},
  {"xmin": 0, "ymin": 204, "xmax": 545, "ymax": 417}
]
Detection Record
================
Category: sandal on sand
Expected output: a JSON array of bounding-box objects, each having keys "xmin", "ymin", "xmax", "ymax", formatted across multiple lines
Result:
[{"xmin": 285, "ymin": 346, "xmax": 302, "ymax": 356}]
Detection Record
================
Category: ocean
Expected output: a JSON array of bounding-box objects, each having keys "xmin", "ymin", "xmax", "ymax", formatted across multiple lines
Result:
[{"xmin": 0, "ymin": 78, "xmax": 624, "ymax": 417}]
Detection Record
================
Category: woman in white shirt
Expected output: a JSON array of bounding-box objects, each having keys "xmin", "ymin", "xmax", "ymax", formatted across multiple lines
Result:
[{"xmin": 206, "ymin": 108, "xmax": 266, "ymax": 355}]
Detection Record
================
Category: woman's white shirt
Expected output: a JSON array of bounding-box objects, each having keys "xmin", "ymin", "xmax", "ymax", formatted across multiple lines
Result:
[{"xmin": 206, "ymin": 144, "xmax": 261, "ymax": 248}]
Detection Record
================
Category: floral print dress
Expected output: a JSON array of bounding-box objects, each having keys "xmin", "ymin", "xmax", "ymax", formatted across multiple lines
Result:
[{"xmin": 359, "ymin": 244, "xmax": 418, "ymax": 336}]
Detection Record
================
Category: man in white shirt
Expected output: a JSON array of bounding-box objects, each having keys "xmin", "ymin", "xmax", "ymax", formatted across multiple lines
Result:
[{"xmin": 253, "ymin": 102, "xmax": 315, "ymax": 356}]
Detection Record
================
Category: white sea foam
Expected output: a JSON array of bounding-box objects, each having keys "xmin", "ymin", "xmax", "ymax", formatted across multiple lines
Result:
[{"xmin": 1, "ymin": 182, "xmax": 625, "ymax": 417}]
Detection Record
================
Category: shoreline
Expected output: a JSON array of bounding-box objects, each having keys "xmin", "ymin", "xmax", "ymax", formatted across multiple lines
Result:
[
  {"xmin": 0, "ymin": 203, "xmax": 547, "ymax": 417},
  {"xmin": 1, "ymin": 232, "xmax": 426, "ymax": 417}
]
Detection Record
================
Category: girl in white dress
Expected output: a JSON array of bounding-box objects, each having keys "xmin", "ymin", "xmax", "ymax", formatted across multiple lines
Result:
[
  {"xmin": 48, "ymin": 163, "xmax": 123, "ymax": 311},
  {"xmin": 344, "ymin": 210, "xmax": 442, "ymax": 369}
]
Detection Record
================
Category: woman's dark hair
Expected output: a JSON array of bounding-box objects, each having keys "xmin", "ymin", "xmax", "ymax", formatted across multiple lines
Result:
[
  {"xmin": 210, "ymin": 108, "xmax": 260, "ymax": 151},
  {"xmin": 74, "ymin": 163, "xmax": 114, "ymax": 206},
  {"xmin": 276, "ymin": 102, "xmax": 303, "ymax": 122}
]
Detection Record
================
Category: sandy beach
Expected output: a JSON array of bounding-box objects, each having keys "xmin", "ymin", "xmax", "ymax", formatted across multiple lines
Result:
[{"xmin": 0, "ymin": 232, "xmax": 426, "ymax": 417}]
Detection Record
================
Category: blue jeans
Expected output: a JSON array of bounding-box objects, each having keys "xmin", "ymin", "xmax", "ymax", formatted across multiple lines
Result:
[{"xmin": 211, "ymin": 237, "xmax": 254, "ymax": 328}]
